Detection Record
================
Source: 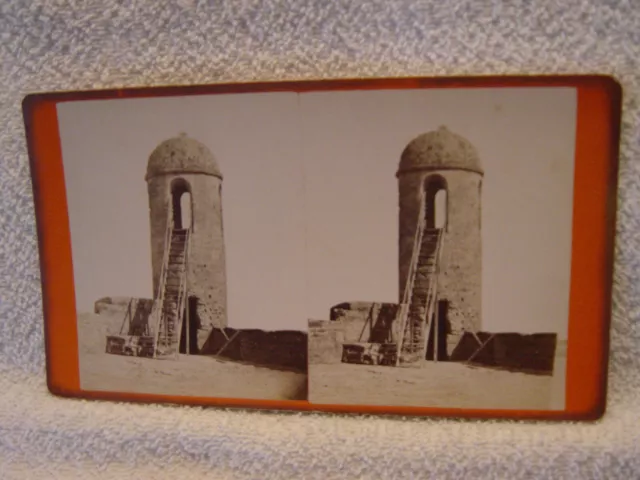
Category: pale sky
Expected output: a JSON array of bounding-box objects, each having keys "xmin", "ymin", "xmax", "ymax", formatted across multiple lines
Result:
[{"xmin": 57, "ymin": 86, "xmax": 576, "ymax": 339}]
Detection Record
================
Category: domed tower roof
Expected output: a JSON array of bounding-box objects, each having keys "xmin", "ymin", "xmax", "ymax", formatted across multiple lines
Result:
[
  {"xmin": 397, "ymin": 126, "xmax": 483, "ymax": 176},
  {"xmin": 146, "ymin": 133, "xmax": 222, "ymax": 181}
]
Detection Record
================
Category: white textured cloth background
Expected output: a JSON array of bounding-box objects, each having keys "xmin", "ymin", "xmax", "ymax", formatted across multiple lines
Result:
[{"xmin": 1, "ymin": 1, "xmax": 639, "ymax": 478}]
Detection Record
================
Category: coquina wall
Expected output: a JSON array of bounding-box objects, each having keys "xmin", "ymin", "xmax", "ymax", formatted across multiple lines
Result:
[{"xmin": 308, "ymin": 319, "xmax": 345, "ymax": 365}]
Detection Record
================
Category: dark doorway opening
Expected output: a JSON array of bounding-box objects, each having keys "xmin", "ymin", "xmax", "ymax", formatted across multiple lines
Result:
[
  {"xmin": 179, "ymin": 296, "xmax": 200, "ymax": 354},
  {"xmin": 171, "ymin": 178, "xmax": 192, "ymax": 230},
  {"xmin": 426, "ymin": 300, "xmax": 449, "ymax": 361}
]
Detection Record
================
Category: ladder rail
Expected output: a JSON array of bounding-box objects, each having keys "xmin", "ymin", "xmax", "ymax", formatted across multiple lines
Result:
[
  {"xmin": 185, "ymin": 226, "xmax": 192, "ymax": 355},
  {"xmin": 434, "ymin": 229, "xmax": 445, "ymax": 361},
  {"xmin": 159, "ymin": 222, "xmax": 173, "ymax": 353},
  {"xmin": 129, "ymin": 298, "xmax": 146, "ymax": 336},
  {"xmin": 152, "ymin": 211, "xmax": 173, "ymax": 358},
  {"xmin": 358, "ymin": 303, "xmax": 376, "ymax": 342},
  {"xmin": 119, "ymin": 297, "xmax": 134, "ymax": 336},
  {"xmin": 395, "ymin": 189, "xmax": 428, "ymax": 365},
  {"xmin": 173, "ymin": 228, "xmax": 190, "ymax": 359},
  {"xmin": 420, "ymin": 228, "xmax": 444, "ymax": 361},
  {"xmin": 396, "ymin": 208, "xmax": 426, "ymax": 360}
]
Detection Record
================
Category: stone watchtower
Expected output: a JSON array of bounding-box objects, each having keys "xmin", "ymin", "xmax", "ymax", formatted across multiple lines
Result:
[
  {"xmin": 145, "ymin": 133, "xmax": 228, "ymax": 350},
  {"xmin": 397, "ymin": 126, "xmax": 483, "ymax": 357}
]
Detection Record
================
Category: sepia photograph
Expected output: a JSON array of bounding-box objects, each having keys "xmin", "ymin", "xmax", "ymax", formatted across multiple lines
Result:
[{"xmin": 56, "ymin": 85, "xmax": 575, "ymax": 409}]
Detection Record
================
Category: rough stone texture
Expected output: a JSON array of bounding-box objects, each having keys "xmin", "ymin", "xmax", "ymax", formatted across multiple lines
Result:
[
  {"xmin": 398, "ymin": 128, "xmax": 483, "ymax": 357},
  {"xmin": 329, "ymin": 301, "xmax": 402, "ymax": 344},
  {"xmin": 399, "ymin": 126, "xmax": 483, "ymax": 174},
  {"xmin": 450, "ymin": 332, "xmax": 558, "ymax": 375},
  {"xmin": 308, "ymin": 320, "xmax": 345, "ymax": 365},
  {"xmin": 200, "ymin": 328, "xmax": 308, "ymax": 373},
  {"xmin": 146, "ymin": 133, "xmax": 223, "ymax": 180},
  {"xmin": 146, "ymin": 136, "xmax": 228, "ymax": 351}
]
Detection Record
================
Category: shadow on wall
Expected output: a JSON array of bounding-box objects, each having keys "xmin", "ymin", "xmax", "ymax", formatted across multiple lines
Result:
[
  {"xmin": 330, "ymin": 301, "xmax": 402, "ymax": 344},
  {"xmin": 450, "ymin": 332, "xmax": 558, "ymax": 375},
  {"xmin": 180, "ymin": 296, "xmax": 201, "ymax": 355},
  {"xmin": 200, "ymin": 328, "xmax": 308, "ymax": 373},
  {"xmin": 95, "ymin": 296, "xmax": 154, "ymax": 338}
]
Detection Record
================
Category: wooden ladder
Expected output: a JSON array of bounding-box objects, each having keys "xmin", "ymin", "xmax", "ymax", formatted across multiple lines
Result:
[
  {"xmin": 395, "ymin": 191, "xmax": 445, "ymax": 365},
  {"xmin": 151, "ymin": 214, "xmax": 191, "ymax": 360}
]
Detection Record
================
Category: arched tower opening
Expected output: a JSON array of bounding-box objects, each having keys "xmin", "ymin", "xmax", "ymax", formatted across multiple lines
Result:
[
  {"xmin": 170, "ymin": 178, "xmax": 192, "ymax": 231},
  {"xmin": 423, "ymin": 175, "xmax": 448, "ymax": 230}
]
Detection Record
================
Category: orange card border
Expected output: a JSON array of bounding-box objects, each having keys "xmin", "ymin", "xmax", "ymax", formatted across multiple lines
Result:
[{"xmin": 22, "ymin": 75, "xmax": 622, "ymax": 421}]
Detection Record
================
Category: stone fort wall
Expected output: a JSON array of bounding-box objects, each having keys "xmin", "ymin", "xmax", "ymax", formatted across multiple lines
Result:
[
  {"xmin": 308, "ymin": 319, "xmax": 345, "ymax": 365},
  {"xmin": 94, "ymin": 297, "xmax": 307, "ymax": 372}
]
